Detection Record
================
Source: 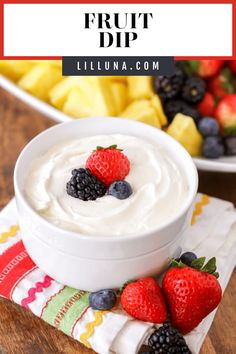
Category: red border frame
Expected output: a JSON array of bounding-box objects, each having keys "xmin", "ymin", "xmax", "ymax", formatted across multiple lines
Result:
[{"xmin": 0, "ymin": 0, "xmax": 235, "ymax": 60}]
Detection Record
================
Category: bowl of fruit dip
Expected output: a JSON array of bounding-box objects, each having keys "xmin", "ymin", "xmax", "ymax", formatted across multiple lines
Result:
[{"xmin": 14, "ymin": 117, "xmax": 198, "ymax": 291}]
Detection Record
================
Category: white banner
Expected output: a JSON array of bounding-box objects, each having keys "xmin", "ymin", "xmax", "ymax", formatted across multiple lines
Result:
[{"xmin": 4, "ymin": 3, "xmax": 232, "ymax": 57}]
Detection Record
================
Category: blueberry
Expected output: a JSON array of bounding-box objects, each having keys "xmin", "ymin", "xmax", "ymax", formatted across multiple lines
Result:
[
  {"xmin": 108, "ymin": 180, "xmax": 133, "ymax": 200},
  {"xmin": 198, "ymin": 117, "xmax": 220, "ymax": 137},
  {"xmin": 203, "ymin": 137, "xmax": 224, "ymax": 159},
  {"xmin": 179, "ymin": 252, "xmax": 197, "ymax": 266},
  {"xmin": 224, "ymin": 136, "xmax": 236, "ymax": 156},
  {"xmin": 89, "ymin": 289, "xmax": 117, "ymax": 310}
]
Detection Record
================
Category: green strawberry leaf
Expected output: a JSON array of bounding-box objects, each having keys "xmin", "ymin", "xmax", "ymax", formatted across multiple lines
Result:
[
  {"xmin": 223, "ymin": 125, "xmax": 236, "ymax": 136},
  {"xmin": 170, "ymin": 259, "xmax": 186, "ymax": 268},
  {"xmin": 220, "ymin": 68, "xmax": 235, "ymax": 93},
  {"xmin": 213, "ymin": 272, "xmax": 219, "ymax": 279},
  {"xmin": 191, "ymin": 257, "xmax": 206, "ymax": 270},
  {"xmin": 95, "ymin": 144, "xmax": 123, "ymax": 151},
  {"xmin": 182, "ymin": 60, "xmax": 199, "ymax": 76},
  {"xmin": 202, "ymin": 257, "xmax": 217, "ymax": 274}
]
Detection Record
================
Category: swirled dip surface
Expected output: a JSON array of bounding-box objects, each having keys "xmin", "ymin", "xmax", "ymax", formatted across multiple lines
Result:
[{"xmin": 25, "ymin": 134, "xmax": 188, "ymax": 236}]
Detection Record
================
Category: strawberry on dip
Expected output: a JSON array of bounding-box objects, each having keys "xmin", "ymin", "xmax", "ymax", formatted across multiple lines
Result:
[{"xmin": 86, "ymin": 145, "xmax": 130, "ymax": 186}]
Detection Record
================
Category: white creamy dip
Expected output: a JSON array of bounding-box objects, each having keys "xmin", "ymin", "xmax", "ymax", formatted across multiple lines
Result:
[{"xmin": 25, "ymin": 134, "xmax": 189, "ymax": 236}]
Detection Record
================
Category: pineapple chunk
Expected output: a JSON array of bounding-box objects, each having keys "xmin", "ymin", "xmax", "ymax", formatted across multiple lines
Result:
[
  {"xmin": 0, "ymin": 60, "xmax": 35, "ymax": 81},
  {"xmin": 127, "ymin": 76, "xmax": 154, "ymax": 101},
  {"xmin": 150, "ymin": 94, "xmax": 168, "ymax": 127},
  {"xmin": 99, "ymin": 77, "xmax": 116, "ymax": 116},
  {"xmin": 120, "ymin": 100, "xmax": 161, "ymax": 128},
  {"xmin": 63, "ymin": 77, "xmax": 115, "ymax": 118},
  {"xmin": 63, "ymin": 87, "xmax": 97, "ymax": 117},
  {"xmin": 18, "ymin": 64, "xmax": 62, "ymax": 101},
  {"xmin": 167, "ymin": 113, "xmax": 203, "ymax": 156},
  {"xmin": 106, "ymin": 76, "xmax": 127, "ymax": 83},
  {"xmin": 29, "ymin": 60, "xmax": 62, "ymax": 68},
  {"xmin": 111, "ymin": 82, "xmax": 127, "ymax": 115},
  {"xmin": 49, "ymin": 77, "xmax": 88, "ymax": 109}
]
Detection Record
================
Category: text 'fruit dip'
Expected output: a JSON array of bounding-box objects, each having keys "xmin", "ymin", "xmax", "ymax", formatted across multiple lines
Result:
[{"xmin": 25, "ymin": 134, "xmax": 189, "ymax": 236}]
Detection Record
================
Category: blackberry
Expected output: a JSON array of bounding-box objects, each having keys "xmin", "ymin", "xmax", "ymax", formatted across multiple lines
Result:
[
  {"xmin": 66, "ymin": 168, "xmax": 106, "ymax": 201},
  {"xmin": 148, "ymin": 323, "xmax": 191, "ymax": 354},
  {"xmin": 182, "ymin": 77, "xmax": 206, "ymax": 104},
  {"xmin": 164, "ymin": 100, "xmax": 201, "ymax": 123},
  {"xmin": 153, "ymin": 63, "xmax": 185, "ymax": 100}
]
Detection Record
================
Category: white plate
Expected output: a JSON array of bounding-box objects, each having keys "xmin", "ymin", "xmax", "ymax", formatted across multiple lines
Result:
[{"xmin": 1, "ymin": 74, "xmax": 236, "ymax": 173}]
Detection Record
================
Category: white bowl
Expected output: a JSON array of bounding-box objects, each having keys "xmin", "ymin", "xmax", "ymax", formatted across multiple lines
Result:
[{"xmin": 14, "ymin": 118, "xmax": 198, "ymax": 291}]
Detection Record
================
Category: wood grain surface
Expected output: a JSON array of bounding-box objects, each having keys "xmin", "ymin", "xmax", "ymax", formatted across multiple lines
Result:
[{"xmin": 0, "ymin": 87, "xmax": 236, "ymax": 354}]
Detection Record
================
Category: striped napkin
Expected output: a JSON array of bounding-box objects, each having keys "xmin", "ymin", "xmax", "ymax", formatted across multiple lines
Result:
[{"xmin": 0, "ymin": 194, "xmax": 235, "ymax": 354}]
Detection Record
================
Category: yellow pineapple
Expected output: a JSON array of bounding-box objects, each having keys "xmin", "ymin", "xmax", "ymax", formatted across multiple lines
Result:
[
  {"xmin": 167, "ymin": 113, "xmax": 203, "ymax": 156},
  {"xmin": 111, "ymin": 82, "xmax": 127, "ymax": 115},
  {"xmin": 29, "ymin": 60, "xmax": 62, "ymax": 68},
  {"xmin": 127, "ymin": 76, "xmax": 154, "ymax": 101},
  {"xmin": 106, "ymin": 76, "xmax": 127, "ymax": 83},
  {"xmin": 120, "ymin": 100, "xmax": 161, "ymax": 128},
  {"xmin": 0, "ymin": 60, "xmax": 35, "ymax": 81},
  {"xmin": 18, "ymin": 64, "xmax": 62, "ymax": 101},
  {"xmin": 49, "ymin": 77, "xmax": 89, "ymax": 109},
  {"xmin": 150, "ymin": 94, "xmax": 168, "ymax": 127},
  {"xmin": 99, "ymin": 77, "xmax": 116, "ymax": 116},
  {"xmin": 63, "ymin": 77, "xmax": 116, "ymax": 118}
]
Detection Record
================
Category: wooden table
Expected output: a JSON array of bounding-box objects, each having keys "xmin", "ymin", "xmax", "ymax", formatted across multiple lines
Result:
[{"xmin": 0, "ymin": 87, "xmax": 236, "ymax": 354}]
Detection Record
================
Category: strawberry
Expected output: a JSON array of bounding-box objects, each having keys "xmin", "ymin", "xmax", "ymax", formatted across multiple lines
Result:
[
  {"xmin": 121, "ymin": 277, "xmax": 167, "ymax": 323},
  {"xmin": 229, "ymin": 60, "xmax": 236, "ymax": 74},
  {"xmin": 86, "ymin": 145, "xmax": 130, "ymax": 186},
  {"xmin": 197, "ymin": 92, "xmax": 216, "ymax": 116},
  {"xmin": 162, "ymin": 257, "xmax": 222, "ymax": 334},
  {"xmin": 214, "ymin": 94, "xmax": 236, "ymax": 135},
  {"xmin": 184, "ymin": 60, "xmax": 225, "ymax": 79},
  {"xmin": 208, "ymin": 68, "xmax": 236, "ymax": 99}
]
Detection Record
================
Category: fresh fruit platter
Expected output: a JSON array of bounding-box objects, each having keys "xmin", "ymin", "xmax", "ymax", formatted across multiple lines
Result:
[{"xmin": 1, "ymin": 59, "xmax": 236, "ymax": 171}]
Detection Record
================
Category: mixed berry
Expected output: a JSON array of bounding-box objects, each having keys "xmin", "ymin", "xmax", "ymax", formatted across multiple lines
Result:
[
  {"xmin": 148, "ymin": 323, "xmax": 191, "ymax": 354},
  {"xmin": 89, "ymin": 289, "xmax": 117, "ymax": 310},
  {"xmin": 66, "ymin": 145, "xmax": 133, "ymax": 201},
  {"xmin": 108, "ymin": 180, "xmax": 133, "ymax": 200},
  {"xmin": 66, "ymin": 168, "xmax": 106, "ymax": 201},
  {"xmin": 87, "ymin": 252, "xmax": 222, "ymax": 354},
  {"xmin": 154, "ymin": 60, "xmax": 236, "ymax": 159}
]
